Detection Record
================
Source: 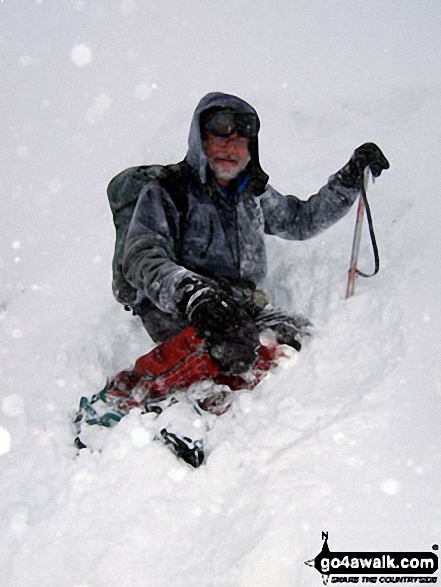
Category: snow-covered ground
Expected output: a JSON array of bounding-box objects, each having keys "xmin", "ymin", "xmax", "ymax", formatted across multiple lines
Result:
[{"xmin": 1, "ymin": 1, "xmax": 440, "ymax": 586}]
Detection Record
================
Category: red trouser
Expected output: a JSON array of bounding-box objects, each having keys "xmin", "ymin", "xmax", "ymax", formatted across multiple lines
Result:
[{"xmin": 101, "ymin": 327, "xmax": 282, "ymax": 413}]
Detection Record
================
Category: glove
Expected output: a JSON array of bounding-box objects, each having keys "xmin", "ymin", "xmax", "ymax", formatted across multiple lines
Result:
[
  {"xmin": 337, "ymin": 143, "xmax": 390, "ymax": 189},
  {"xmin": 175, "ymin": 277, "xmax": 260, "ymax": 374}
]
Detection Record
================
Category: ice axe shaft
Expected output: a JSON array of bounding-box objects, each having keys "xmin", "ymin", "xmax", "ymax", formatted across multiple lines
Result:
[
  {"xmin": 345, "ymin": 194, "xmax": 366, "ymax": 299},
  {"xmin": 345, "ymin": 172, "xmax": 379, "ymax": 298}
]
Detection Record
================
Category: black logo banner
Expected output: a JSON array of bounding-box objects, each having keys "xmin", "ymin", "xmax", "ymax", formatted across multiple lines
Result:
[{"xmin": 305, "ymin": 532, "xmax": 439, "ymax": 584}]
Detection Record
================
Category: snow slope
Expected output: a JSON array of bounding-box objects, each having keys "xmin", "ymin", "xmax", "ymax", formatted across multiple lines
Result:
[{"xmin": 1, "ymin": 1, "xmax": 440, "ymax": 586}]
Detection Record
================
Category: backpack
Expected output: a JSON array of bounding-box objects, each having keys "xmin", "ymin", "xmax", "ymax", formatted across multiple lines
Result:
[{"xmin": 107, "ymin": 163, "xmax": 190, "ymax": 307}]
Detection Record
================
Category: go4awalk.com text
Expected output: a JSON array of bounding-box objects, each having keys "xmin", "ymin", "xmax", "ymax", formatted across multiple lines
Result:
[{"xmin": 305, "ymin": 533, "xmax": 439, "ymax": 585}]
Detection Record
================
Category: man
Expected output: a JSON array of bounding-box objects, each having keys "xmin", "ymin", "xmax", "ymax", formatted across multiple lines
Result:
[{"xmin": 121, "ymin": 91, "xmax": 389, "ymax": 376}]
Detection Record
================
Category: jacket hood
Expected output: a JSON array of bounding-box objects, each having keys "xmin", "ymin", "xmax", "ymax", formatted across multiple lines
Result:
[{"xmin": 185, "ymin": 92, "xmax": 265, "ymax": 184}]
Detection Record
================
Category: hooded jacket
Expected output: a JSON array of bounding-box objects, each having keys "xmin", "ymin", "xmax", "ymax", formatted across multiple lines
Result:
[{"xmin": 122, "ymin": 92, "xmax": 358, "ymax": 327}]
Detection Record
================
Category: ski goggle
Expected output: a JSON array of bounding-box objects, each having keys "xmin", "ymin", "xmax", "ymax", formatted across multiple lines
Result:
[{"xmin": 200, "ymin": 108, "xmax": 260, "ymax": 139}]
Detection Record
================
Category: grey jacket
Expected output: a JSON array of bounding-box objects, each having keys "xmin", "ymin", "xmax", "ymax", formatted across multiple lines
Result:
[{"xmin": 122, "ymin": 92, "xmax": 358, "ymax": 318}]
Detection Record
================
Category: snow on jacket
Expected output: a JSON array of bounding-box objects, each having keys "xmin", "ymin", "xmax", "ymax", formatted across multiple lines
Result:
[{"xmin": 122, "ymin": 92, "xmax": 359, "ymax": 315}]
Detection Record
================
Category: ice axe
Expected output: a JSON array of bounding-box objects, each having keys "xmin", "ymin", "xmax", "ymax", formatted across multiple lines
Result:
[{"xmin": 345, "ymin": 171, "xmax": 380, "ymax": 298}]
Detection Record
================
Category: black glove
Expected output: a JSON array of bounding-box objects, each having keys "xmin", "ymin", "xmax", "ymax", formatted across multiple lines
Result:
[
  {"xmin": 338, "ymin": 143, "xmax": 390, "ymax": 189},
  {"xmin": 175, "ymin": 277, "xmax": 260, "ymax": 375}
]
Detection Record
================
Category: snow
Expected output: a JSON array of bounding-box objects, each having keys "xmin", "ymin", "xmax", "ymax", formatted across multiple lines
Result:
[
  {"xmin": 0, "ymin": 426, "xmax": 12, "ymax": 455},
  {"xmin": 2, "ymin": 394, "xmax": 25, "ymax": 417},
  {"xmin": 1, "ymin": 1, "xmax": 440, "ymax": 586},
  {"xmin": 381, "ymin": 479, "xmax": 401, "ymax": 496},
  {"xmin": 71, "ymin": 44, "xmax": 93, "ymax": 67}
]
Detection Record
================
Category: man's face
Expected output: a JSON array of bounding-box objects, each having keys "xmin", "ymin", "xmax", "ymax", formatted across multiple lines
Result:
[{"xmin": 203, "ymin": 132, "xmax": 251, "ymax": 186}]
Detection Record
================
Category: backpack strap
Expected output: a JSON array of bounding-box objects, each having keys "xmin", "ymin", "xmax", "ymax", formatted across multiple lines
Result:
[{"xmin": 157, "ymin": 161, "xmax": 193, "ymax": 262}]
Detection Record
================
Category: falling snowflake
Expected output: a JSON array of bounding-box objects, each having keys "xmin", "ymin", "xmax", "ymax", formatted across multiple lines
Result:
[
  {"xmin": 134, "ymin": 83, "xmax": 157, "ymax": 101},
  {"xmin": 71, "ymin": 44, "xmax": 92, "ymax": 67},
  {"xmin": 2, "ymin": 395, "xmax": 24, "ymax": 417},
  {"xmin": 86, "ymin": 94, "xmax": 113, "ymax": 125},
  {"xmin": 381, "ymin": 478, "xmax": 400, "ymax": 495},
  {"xmin": 0, "ymin": 426, "xmax": 12, "ymax": 456}
]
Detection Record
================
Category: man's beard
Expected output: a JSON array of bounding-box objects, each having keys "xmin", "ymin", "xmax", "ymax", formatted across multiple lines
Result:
[{"xmin": 208, "ymin": 152, "xmax": 251, "ymax": 183}]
